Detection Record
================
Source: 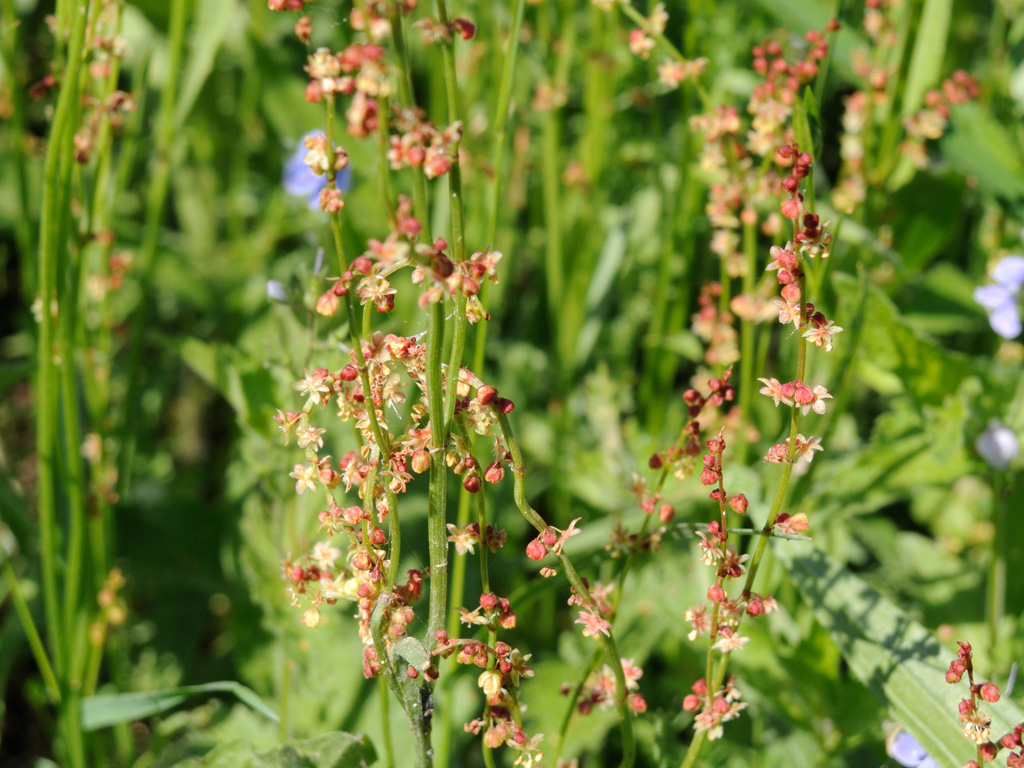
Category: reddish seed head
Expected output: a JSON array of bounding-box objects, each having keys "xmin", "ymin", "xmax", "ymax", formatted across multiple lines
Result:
[
  {"xmin": 958, "ymin": 698, "xmax": 973, "ymax": 716},
  {"xmin": 729, "ymin": 494, "xmax": 748, "ymax": 514},
  {"xmin": 979, "ymin": 682, "xmax": 1000, "ymax": 702},
  {"xmin": 1000, "ymin": 732, "xmax": 1022, "ymax": 750},
  {"xmin": 746, "ymin": 597, "xmax": 764, "ymax": 616},
  {"xmin": 451, "ymin": 17, "xmax": 476, "ymax": 39},
  {"xmin": 683, "ymin": 388, "xmax": 703, "ymax": 404},
  {"xmin": 978, "ymin": 743, "xmax": 998, "ymax": 762},
  {"xmin": 649, "ymin": 452, "xmax": 664, "ymax": 469},
  {"xmin": 479, "ymin": 592, "xmax": 498, "ymax": 611},
  {"xmin": 691, "ymin": 678, "xmax": 708, "ymax": 695},
  {"xmin": 659, "ymin": 503, "xmax": 675, "ymax": 523},
  {"xmin": 477, "ymin": 384, "xmax": 498, "ymax": 404},
  {"xmin": 708, "ymin": 584, "xmax": 726, "ymax": 603},
  {"xmin": 495, "ymin": 397, "xmax": 514, "ymax": 414},
  {"xmin": 463, "ymin": 473, "xmax": 481, "ymax": 493},
  {"xmin": 484, "ymin": 462, "xmax": 504, "ymax": 484},
  {"xmin": 525, "ymin": 537, "xmax": 546, "ymax": 561},
  {"xmin": 682, "ymin": 694, "xmax": 701, "ymax": 711}
]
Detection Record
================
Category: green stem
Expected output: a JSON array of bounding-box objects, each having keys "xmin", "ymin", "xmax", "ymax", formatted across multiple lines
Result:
[
  {"xmin": 36, "ymin": 0, "xmax": 92, "ymax": 685},
  {"xmin": 496, "ymin": 411, "xmax": 636, "ymax": 768},
  {"xmin": 378, "ymin": 675, "xmax": 396, "ymax": 768},
  {"xmin": 736, "ymin": 220, "xmax": 759, "ymax": 464},
  {"xmin": 986, "ymin": 473, "xmax": 1007, "ymax": 653},
  {"xmin": 679, "ymin": 266, "xmax": 809, "ymax": 768},
  {"xmin": 3, "ymin": 560, "xmax": 62, "ymax": 702}
]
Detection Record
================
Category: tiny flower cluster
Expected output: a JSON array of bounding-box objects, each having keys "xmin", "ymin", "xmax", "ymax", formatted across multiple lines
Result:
[
  {"xmin": 566, "ymin": 657, "xmax": 646, "ymax": 716},
  {"xmin": 943, "ymin": 641, "xmax": 1024, "ymax": 767},
  {"xmin": 833, "ymin": 0, "xmax": 978, "ymax": 211},
  {"xmin": 682, "ymin": 676, "xmax": 749, "ymax": 741},
  {"xmin": 433, "ymin": 622, "xmax": 540, "ymax": 766},
  {"xmin": 681, "ymin": 425, "xmax": 778, "ymax": 739}
]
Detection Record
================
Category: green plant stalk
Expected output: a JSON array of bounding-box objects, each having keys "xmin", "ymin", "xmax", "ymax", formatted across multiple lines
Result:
[
  {"xmin": 36, "ymin": 0, "xmax": 92, "ymax": 685},
  {"xmin": 378, "ymin": 675, "xmax": 396, "ymax": 768},
  {"xmin": 324, "ymin": 97, "xmax": 392, "ymax": 457},
  {"xmin": 679, "ymin": 272, "xmax": 808, "ymax": 768},
  {"xmin": 471, "ymin": 0, "xmax": 526, "ymax": 377},
  {"xmin": 736, "ymin": 220, "xmax": 759, "ymax": 464},
  {"xmin": 496, "ymin": 411, "xmax": 636, "ymax": 768},
  {"xmin": 387, "ymin": 2, "xmax": 432, "ymax": 242},
  {"xmin": 436, "ymin": 485, "xmax": 471, "ymax": 768},
  {"xmin": 117, "ymin": 0, "xmax": 189, "ymax": 496},
  {"xmin": 986, "ymin": 473, "xmax": 1007, "ymax": 653},
  {"xmin": 3, "ymin": 559, "xmax": 61, "ymax": 702},
  {"xmin": 81, "ymin": 0, "xmax": 125, "ymax": 592},
  {"xmin": 434, "ymin": 0, "xmax": 469, "ymax": 436}
]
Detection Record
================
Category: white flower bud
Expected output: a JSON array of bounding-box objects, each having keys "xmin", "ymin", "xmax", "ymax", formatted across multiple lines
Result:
[{"xmin": 976, "ymin": 420, "xmax": 1020, "ymax": 470}]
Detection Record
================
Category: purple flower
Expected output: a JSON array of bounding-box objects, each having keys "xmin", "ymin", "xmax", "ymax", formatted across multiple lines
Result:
[
  {"xmin": 282, "ymin": 131, "xmax": 351, "ymax": 211},
  {"xmin": 887, "ymin": 730, "xmax": 940, "ymax": 768},
  {"xmin": 974, "ymin": 255, "xmax": 1024, "ymax": 339}
]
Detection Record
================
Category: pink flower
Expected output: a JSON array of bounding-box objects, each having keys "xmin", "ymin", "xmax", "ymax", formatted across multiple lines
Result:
[
  {"xmin": 576, "ymin": 609, "xmax": 612, "ymax": 638},
  {"xmin": 802, "ymin": 320, "xmax": 842, "ymax": 351},
  {"xmin": 757, "ymin": 377, "xmax": 785, "ymax": 406}
]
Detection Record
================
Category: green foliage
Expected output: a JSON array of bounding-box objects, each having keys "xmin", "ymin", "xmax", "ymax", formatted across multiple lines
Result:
[{"xmin": 2, "ymin": 0, "xmax": 1024, "ymax": 767}]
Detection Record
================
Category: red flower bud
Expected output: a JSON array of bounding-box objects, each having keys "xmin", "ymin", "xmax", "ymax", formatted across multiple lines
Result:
[
  {"xmin": 708, "ymin": 584, "xmax": 726, "ymax": 603},
  {"xmin": 463, "ymin": 473, "xmax": 482, "ymax": 493},
  {"xmin": 980, "ymin": 682, "xmax": 1000, "ymax": 702},
  {"xmin": 525, "ymin": 537, "xmax": 546, "ymax": 561},
  {"xmin": 682, "ymin": 694, "xmax": 701, "ymax": 711},
  {"xmin": 477, "ymin": 385, "xmax": 498, "ymax": 404}
]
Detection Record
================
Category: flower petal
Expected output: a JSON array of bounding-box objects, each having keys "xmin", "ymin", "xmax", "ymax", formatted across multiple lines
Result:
[
  {"xmin": 887, "ymin": 731, "xmax": 927, "ymax": 767},
  {"xmin": 973, "ymin": 284, "xmax": 1013, "ymax": 311},
  {"xmin": 988, "ymin": 298, "xmax": 1022, "ymax": 339},
  {"xmin": 992, "ymin": 255, "xmax": 1024, "ymax": 290}
]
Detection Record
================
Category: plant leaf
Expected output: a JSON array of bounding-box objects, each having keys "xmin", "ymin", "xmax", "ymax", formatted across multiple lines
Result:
[
  {"xmin": 82, "ymin": 681, "xmax": 279, "ymax": 731},
  {"xmin": 169, "ymin": 732, "xmax": 377, "ymax": 767},
  {"xmin": 774, "ymin": 543, "xmax": 1024, "ymax": 767},
  {"xmin": 901, "ymin": 0, "xmax": 952, "ymax": 116},
  {"xmin": 174, "ymin": 0, "xmax": 236, "ymax": 128}
]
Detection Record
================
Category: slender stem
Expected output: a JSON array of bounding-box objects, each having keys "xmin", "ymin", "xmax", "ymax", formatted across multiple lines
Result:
[
  {"xmin": 680, "ymin": 266, "xmax": 809, "ymax": 768},
  {"xmin": 496, "ymin": 411, "xmax": 636, "ymax": 768},
  {"xmin": 324, "ymin": 96, "xmax": 392, "ymax": 457},
  {"xmin": 36, "ymin": 0, "xmax": 92, "ymax": 684},
  {"xmin": 3, "ymin": 560, "xmax": 62, "ymax": 702},
  {"xmin": 987, "ymin": 473, "xmax": 1007, "ymax": 653},
  {"xmin": 378, "ymin": 675, "xmax": 396, "ymax": 768},
  {"xmin": 736, "ymin": 220, "xmax": 759, "ymax": 464}
]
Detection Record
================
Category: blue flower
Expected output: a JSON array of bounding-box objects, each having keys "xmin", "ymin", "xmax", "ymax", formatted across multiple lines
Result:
[
  {"xmin": 887, "ymin": 730, "xmax": 940, "ymax": 768},
  {"xmin": 282, "ymin": 131, "xmax": 351, "ymax": 211},
  {"xmin": 974, "ymin": 255, "xmax": 1024, "ymax": 339}
]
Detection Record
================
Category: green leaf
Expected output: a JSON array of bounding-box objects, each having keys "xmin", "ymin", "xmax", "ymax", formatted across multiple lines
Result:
[
  {"xmin": 174, "ymin": 0, "xmax": 237, "ymax": 128},
  {"xmin": 392, "ymin": 636, "xmax": 431, "ymax": 672},
  {"xmin": 170, "ymin": 732, "xmax": 377, "ymax": 767},
  {"xmin": 81, "ymin": 681, "xmax": 279, "ymax": 731},
  {"xmin": 793, "ymin": 87, "xmax": 822, "ymax": 161},
  {"xmin": 834, "ymin": 274, "xmax": 972, "ymax": 406},
  {"xmin": 774, "ymin": 543, "xmax": 1024, "ymax": 768},
  {"xmin": 942, "ymin": 104, "xmax": 1024, "ymax": 201},
  {"xmin": 901, "ymin": 0, "xmax": 952, "ymax": 116}
]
